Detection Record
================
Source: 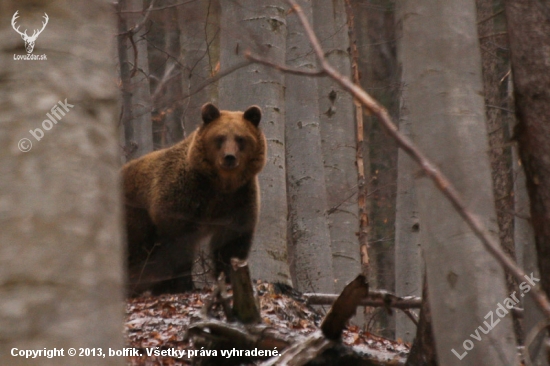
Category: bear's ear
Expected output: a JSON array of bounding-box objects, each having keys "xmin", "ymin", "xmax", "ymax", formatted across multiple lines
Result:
[
  {"xmin": 201, "ymin": 103, "xmax": 221, "ymax": 125},
  {"xmin": 243, "ymin": 105, "xmax": 262, "ymax": 127}
]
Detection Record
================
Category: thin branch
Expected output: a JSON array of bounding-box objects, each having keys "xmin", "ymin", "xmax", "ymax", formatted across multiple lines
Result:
[
  {"xmin": 402, "ymin": 309, "xmax": 419, "ymax": 326},
  {"xmin": 248, "ymin": 0, "xmax": 550, "ymax": 319},
  {"xmin": 479, "ymin": 31, "xmax": 508, "ymax": 39},
  {"xmin": 246, "ymin": 53, "xmax": 326, "ymax": 77},
  {"xmin": 486, "ymin": 104, "xmax": 513, "ymax": 114},
  {"xmin": 477, "ymin": 9, "xmax": 504, "ymax": 25},
  {"xmin": 117, "ymin": 0, "xmax": 199, "ymax": 13}
]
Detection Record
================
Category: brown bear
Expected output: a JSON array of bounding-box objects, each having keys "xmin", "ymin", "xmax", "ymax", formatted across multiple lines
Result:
[{"xmin": 122, "ymin": 103, "xmax": 266, "ymax": 295}]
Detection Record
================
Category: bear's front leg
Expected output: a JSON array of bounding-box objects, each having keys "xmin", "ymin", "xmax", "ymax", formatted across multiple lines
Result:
[
  {"xmin": 149, "ymin": 229, "xmax": 204, "ymax": 294},
  {"xmin": 210, "ymin": 228, "xmax": 254, "ymax": 282}
]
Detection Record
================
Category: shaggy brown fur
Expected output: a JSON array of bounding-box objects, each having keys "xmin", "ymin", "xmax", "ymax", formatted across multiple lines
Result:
[{"xmin": 122, "ymin": 103, "xmax": 266, "ymax": 295}]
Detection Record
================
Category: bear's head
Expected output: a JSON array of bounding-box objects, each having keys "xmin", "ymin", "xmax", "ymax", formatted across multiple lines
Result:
[{"xmin": 189, "ymin": 103, "xmax": 267, "ymax": 192}]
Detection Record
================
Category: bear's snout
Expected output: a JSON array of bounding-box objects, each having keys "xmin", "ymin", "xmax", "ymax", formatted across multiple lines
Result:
[{"xmin": 222, "ymin": 154, "xmax": 238, "ymax": 169}]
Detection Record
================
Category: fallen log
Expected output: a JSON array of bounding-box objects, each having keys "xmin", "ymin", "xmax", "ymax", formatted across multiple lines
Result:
[{"xmin": 303, "ymin": 290, "xmax": 421, "ymax": 310}]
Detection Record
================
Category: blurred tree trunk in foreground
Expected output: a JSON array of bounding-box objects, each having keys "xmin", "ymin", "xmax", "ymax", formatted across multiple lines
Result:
[
  {"xmin": 397, "ymin": 0, "xmax": 519, "ymax": 364},
  {"xmin": 0, "ymin": 1, "xmax": 124, "ymax": 365}
]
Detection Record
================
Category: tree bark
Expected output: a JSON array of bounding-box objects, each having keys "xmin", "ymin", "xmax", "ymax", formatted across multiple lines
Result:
[
  {"xmin": 0, "ymin": 1, "xmax": 124, "ymax": 365},
  {"xmin": 397, "ymin": 0, "xmax": 520, "ymax": 364},
  {"xmin": 218, "ymin": 0, "xmax": 292, "ymax": 284},
  {"xmin": 285, "ymin": 0, "xmax": 335, "ymax": 293}
]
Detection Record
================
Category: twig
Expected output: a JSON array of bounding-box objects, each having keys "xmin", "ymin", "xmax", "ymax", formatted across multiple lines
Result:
[
  {"xmin": 247, "ymin": 0, "xmax": 550, "ymax": 319},
  {"xmin": 117, "ymin": 0, "xmax": 199, "ymax": 13},
  {"xmin": 477, "ymin": 9, "xmax": 504, "ymax": 25},
  {"xmin": 402, "ymin": 309, "xmax": 419, "ymax": 326},
  {"xmin": 479, "ymin": 31, "xmax": 508, "ymax": 39},
  {"xmin": 245, "ymin": 54, "xmax": 325, "ymax": 77}
]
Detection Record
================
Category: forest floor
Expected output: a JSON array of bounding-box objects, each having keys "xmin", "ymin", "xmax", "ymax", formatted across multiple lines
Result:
[{"xmin": 125, "ymin": 281, "xmax": 410, "ymax": 365}]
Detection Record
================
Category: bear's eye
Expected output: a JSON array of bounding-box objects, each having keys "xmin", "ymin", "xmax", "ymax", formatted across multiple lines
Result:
[
  {"xmin": 215, "ymin": 136, "xmax": 226, "ymax": 149},
  {"xmin": 235, "ymin": 136, "xmax": 245, "ymax": 150}
]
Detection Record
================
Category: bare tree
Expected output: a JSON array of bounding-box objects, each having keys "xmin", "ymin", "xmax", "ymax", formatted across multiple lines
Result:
[
  {"xmin": 313, "ymin": 0, "xmax": 362, "ymax": 294},
  {"xmin": 218, "ymin": 0, "xmax": 291, "ymax": 284},
  {"xmin": 179, "ymin": 0, "xmax": 220, "ymax": 135},
  {"xmin": 394, "ymin": 95, "xmax": 422, "ymax": 343},
  {"xmin": 353, "ymin": 0, "xmax": 399, "ymax": 338},
  {"xmin": 0, "ymin": 1, "xmax": 124, "ymax": 365},
  {"xmin": 147, "ymin": 0, "xmax": 185, "ymax": 147},
  {"xmin": 285, "ymin": 0, "xmax": 335, "ymax": 293},
  {"xmin": 397, "ymin": 0, "xmax": 519, "ymax": 364},
  {"xmin": 118, "ymin": 0, "xmax": 154, "ymax": 160}
]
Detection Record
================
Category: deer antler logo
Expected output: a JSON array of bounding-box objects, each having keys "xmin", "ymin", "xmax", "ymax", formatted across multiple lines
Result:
[{"xmin": 11, "ymin": 11, "xmax": 49, "ymax": 54}]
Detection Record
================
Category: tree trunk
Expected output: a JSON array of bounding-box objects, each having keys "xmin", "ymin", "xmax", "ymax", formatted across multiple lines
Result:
[
  {"xmin": 313, "ymin": 0, "xmax": 362, "ymax": 295},
  {"xmin": 349, "ymin": 0, "xmax": 372, "ymax": 283},
  {"xmin": 218, "ymin": 0, "xmax": 291, "ymax": 284},
  {"xmin": 179, "ymin": 0, "xmax": 220, "ymax": 136},
  {"xmin": 0, "ymin": 1, "xmax": 124, "ymax": 365},
  {"xmin": 505, "ymin": 0, "xmax": 550, "ymax": 362},
  {"xmin": 475, "ymin": 0, "xmax": 520, "ymax": 342},
  {"xmin": 516, "ymin": 144, "xmax": 548, "ymax": 365},
  {"xmin": 118, "ymin": 0, "xmax": 154, "ymax": 160},
  {"xmin": 512, "ymin": 74, "xmax": 547, "ymax": 363},
  {"xmin": 159, "ymin": 0, "xmax": 185, "ymax": 146},
  {"xmin": 395, "ymin": 93, "xmax": 422, "ymax": 343},
  {"xmin": 177, "ymin": 0, "xmax": 221, "ymax": 288},
  {"xmin": 397, "ymin": 0, "xmax": 520, "ymax": 364},
  {"xmin": 504, "ymin": 0, "xmax": 550, "ymax": 308},
  {"xmin": 285, "ymin": 0, "xmax": 334, "ymax": 293},
  {"xmin": 354, "ymin": 0, "xmax": 399, "ymax": 338}
]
